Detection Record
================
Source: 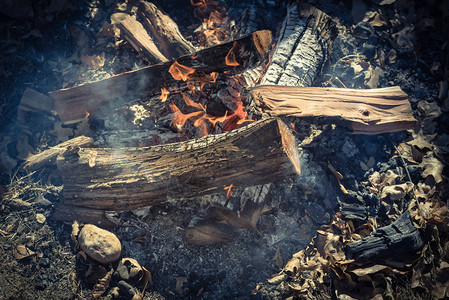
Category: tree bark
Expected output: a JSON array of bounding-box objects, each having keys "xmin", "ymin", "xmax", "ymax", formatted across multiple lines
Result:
[
  {"xmin": 22, "ymin": 135, "xmax": 94, "ymax": 171},
  {"xmin": 57, "ymin": 118, "xmax": 300, "ymax": 210},
  {"xmin": 50, "ymin": 30, "xmax": 272, "ymax": 124},
  {"xmin": 248, "ymin": 85, "xmax": 416, "ymax": 134}
]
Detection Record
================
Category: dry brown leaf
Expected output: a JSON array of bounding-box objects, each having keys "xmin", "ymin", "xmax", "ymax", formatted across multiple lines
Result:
[
  {"xmin": 140, "ymin": 266, "xmax": 152, "ymax": 296},
  {"xmin": 74, "ymin": 117, "xmax": 93, "ymax": 137},
  {"xmin": 267, "ymin": 273, "xmax": 287, "ymax": 284},
  {"xmin": 50, "ymin": 122, "xmax": 73, "ymax": 143},
  {"xmin": 272, "ymin": 247, "xmax": 284, "ymax": 269},
  {"xmin": 419, "ymin": 154, "xmax": 443, "ymax": 184},
  {"xmin": 418, "ymin": 100, "xmax": 441, "ymax": 123},
  {"xmin": 369, "ymin": 170, "xmax": 399, "ymax": 190},
  {"xmin": 80, "ymin": 52, "xmax": 105, "ymax": 70},
  {"xmin": 174, "ymin": 277, "xmax": 187, "ymax": 296},
  {"xmin": 36, "ymin": 213, "xmax": 46, "ymax": 224},
  {"xmin": 121, "ymin": 258, "xmax": 142, "ymax": 279},
  {"xmin": 380, "ymin": 182, "xmax": 413, "ymax": 200},
  {"xmin": 71, "ymin": 220, "xmax": 79, "ymax": 243},
  {"xmin": 92, "ymin": 268, "xmax": 113, "ymax": 299},
  {"xmin": 366, "ymin": 11, "xmax": 387, "ymax": 27},
  {"xmin": 16, "ymin": 134, "xmax": 33, "ymax": 160},
  {"xmin": 407, "ymin": 130, "xmax": 433, "ymax": 152},
  {"xmin": 97, "ymin": 21, "xmax": 115, "ymax": 37},
  {"xmin": 391, "ymin": 26, "xmax": 414, "ymax": 50},
  {"xmin": 12, "ymin": 244, "xmax": 35, "ymax": 260},
  {"xmin": 350, "ymin": 265, "xmax": 392, "ymax": 277}
]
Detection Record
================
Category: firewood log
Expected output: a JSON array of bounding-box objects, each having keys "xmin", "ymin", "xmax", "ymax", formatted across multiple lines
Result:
[
  {"xmin": 50, "ymin": 30, "xmax": 272, "ymax": 124},
  {"xmin": 137, "ymin": 1, "xmax": 196, "ymax": 58},
  {"xmin": 57, "ymin": 118, "xmax": 300, "ymax": 210},
  {"xmin": 248, "ymin": 85, "xmax": 416, "ymax": 134},
  {"xmin": 117, "ymin": 14, "xmax": 168, "ymax": 63}
]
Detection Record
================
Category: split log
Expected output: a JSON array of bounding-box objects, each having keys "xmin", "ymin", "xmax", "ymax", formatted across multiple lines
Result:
[
  {"xmin": 50, "ymin": 30, "xmax": 272, "ymax": 124},
  {"xmin": 260, "ymin": 1, "xmax": 336, "ymax": 86},
  {"xmin": 17, "ymin": 88, "xmax": 54, "ymax": 122},
  {"xmin": 345, "ymin": 211, "xmax": 423, "ymax": 262},
  {"xmin": 22, "ymin": 135, "xmax": 94, "ymax": 171},
  {"xmin": 249, "ymin": 86, "xmax": 416, "ymax": 134},
  {"xmin": 137, "ymin": 1, "xmax": 196, "ymax": 58},
  {"xmin": 117, "ymin": 14, "xmax": 168, "ymax": 63},
  {"xmin": 57, "ymin": 118, "xmax": 300, "ymax": 210}
]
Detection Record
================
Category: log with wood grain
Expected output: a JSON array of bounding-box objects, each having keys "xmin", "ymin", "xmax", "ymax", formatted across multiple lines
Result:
[
  {"xmin": 55, "ymin": 118, "xmax": 300, "ymax": 215},
  {"xmin": 50, "ymin": 30, "xmax": 272, "ymax": 124},
  {"xmin": 248, "ymin": 85, "xmax": 416, "ymax": 134}
]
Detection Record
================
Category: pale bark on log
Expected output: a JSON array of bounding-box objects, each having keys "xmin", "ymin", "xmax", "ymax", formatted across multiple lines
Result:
[
  {"xmin": 117, "ymin": 14, "xmax": 168, "ymax": 63},
  {"xmin": 260, "ymin": 1, "xmax": 336, "ymax": 86},
  {"xmin": 57, "ymin": 118, "xmax": 300, "ymax": 210},
  {"xmin": 137, "ymin": 1, "xmax": 196, "ymax": 58},
  {"xmin": 22, "ymin": 135, "xmax": 94, "ymax": 171},
  {"xmin": 50, "ymin": 30, "xmax": 272, "ymax": 124},
  {"xmin": 249, "ymin": 86, "xmax": 416, "ymax": 134}
]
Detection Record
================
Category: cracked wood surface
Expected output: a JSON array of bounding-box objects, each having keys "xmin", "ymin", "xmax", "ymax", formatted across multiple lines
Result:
[
  {"xmin": 250, "ymin": 85, "xmax": 416, "ymax": 134},
  {"xmin": 57, "ymin": 118, "xmax": 300, "ymax": 210}
]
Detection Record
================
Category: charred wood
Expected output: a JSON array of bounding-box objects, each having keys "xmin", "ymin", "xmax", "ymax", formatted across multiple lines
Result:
[
  {"xmin": 249, "ymin": 85, "xmax": 416, "ymax": 134},
  {"xmin": 52, "ymin": 204, "xmax": 114, "ymax": 227},
  {"xmin": 57, "ymin": 118, "xmax": 300, "ymax": 210},
  {"xmin": 50, "ymin": 30, "xmax": 272, "ymax": 124},
  {"xmin": 345, "ymin": 211, "xmax": 423, "ymax": 262}
]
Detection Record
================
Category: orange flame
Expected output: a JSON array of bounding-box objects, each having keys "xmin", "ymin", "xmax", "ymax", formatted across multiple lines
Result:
[
  {"xmin": 225, "ymin": 41, "xmax": 240, "ymax": 66},
  {"xmin": 85, "ymin": 111, "xmax": 90, "ymax": 119},
  {"xmin": 159, "ymin": 87, "xmax": 170, "ymax": 102},
  {"xmin": 180, "ymin": 91, "xmax": 205, "ymax": 111},
  {"xmin": 191, "ymin": 0, "xmax": 229, "ymax": 46},
  {"xmin": 169, "ymin": 61, "xmax": 196, "ymax": 81},
  {"xmin": 170, "ymin": 103, "xmax": 204, "ymax": 131},
  {"xmin": 224, "ymin": 184, "xmax": 234, "ymax": 199}
]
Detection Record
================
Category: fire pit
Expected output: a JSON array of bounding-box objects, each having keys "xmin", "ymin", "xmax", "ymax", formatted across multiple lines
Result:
[{"xmin": 0, "ymin": 0, "xmax": 448, "ymax": 299}]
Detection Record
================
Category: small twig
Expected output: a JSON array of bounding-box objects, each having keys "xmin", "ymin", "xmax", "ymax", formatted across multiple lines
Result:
[{"xmin": 390, "ymin": 138, "xmax": 412, "ymax": 183}]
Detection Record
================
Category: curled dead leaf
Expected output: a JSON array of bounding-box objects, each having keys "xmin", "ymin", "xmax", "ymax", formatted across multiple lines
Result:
[
  {"xmin": 419, "ymin": 154, "xmax": 443, "ymax": 184},
  {"xmin": 80, "ymin": 52, "xmax": 105, "ymax": 70},
  {"xmin": 36, "ymin": 213, "xmax": 46, "ymax": 224},
  {"xmin": 174, "ymin": 277, "xmax": 187, "ymax": 296},
  {"xmin": 13, "ymin": 244, "xmax": 35, "ymax": 260},
  {"xmin": 380, "ymin": 182, "xmax": 414, "ymax": 200}
]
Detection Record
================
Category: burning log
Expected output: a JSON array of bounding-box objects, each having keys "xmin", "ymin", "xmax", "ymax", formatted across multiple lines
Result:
[
  {"xmin": 56, "ymin": 118, "xmax": 300, "ymax": 211},
  {"xmin": 137, "ymin": 1, "xmax": 196, "ymax": 58},
  {"xmin": 117, "ymin": 14, "xmax": 168, "ymax": 63},
  {"xmin": 50, "ymin": 30, "xmax": 272, "ymax": 124},
  {"xmin": 23, "ymin": 135, "xmax": 94, "ymax": 171},
  {"xmin": 249, "ymin": 86, "xmax": 416, "ymax": 134}
]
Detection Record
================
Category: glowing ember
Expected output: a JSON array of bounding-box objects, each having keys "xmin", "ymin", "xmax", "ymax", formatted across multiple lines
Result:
[
  {"xmin": 159, "ymin": 87, "xmax": 170, "ymax": 102},
  {"xmin": 85, "ymin": 111, "xmax": 90, "ymax": 118},
  {"xmin": 180, "ymin": 91, "xmax": 205, "ymax": 111},
  {"xmin": 169, "ymin": 61, "xmax": 196, "ymax": 81},
  {"xmin": 225, "ymin": 41, "xmax": 240, "ymax": 66},
  {"xmin": 224, "ymin": 184, "xmax": 234, "ymax": 199}
]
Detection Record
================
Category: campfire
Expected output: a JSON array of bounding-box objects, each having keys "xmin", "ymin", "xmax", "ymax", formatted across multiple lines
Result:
[{"xmin": 2, "ymin": 0, "xmax": 448, "ymax": 299}]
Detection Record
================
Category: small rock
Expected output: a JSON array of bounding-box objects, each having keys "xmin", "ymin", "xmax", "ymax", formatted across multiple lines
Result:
[
  {"xmin": 78, "ymin": 224, "xmax": 121, "ymax": 264},
  {"xmin": 117, "ymin": 280, "xmax": 137, "ymax": 298},
  {"xmin": 38, "ymin": 257, "xmax": 50, "ymax": 268}
]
